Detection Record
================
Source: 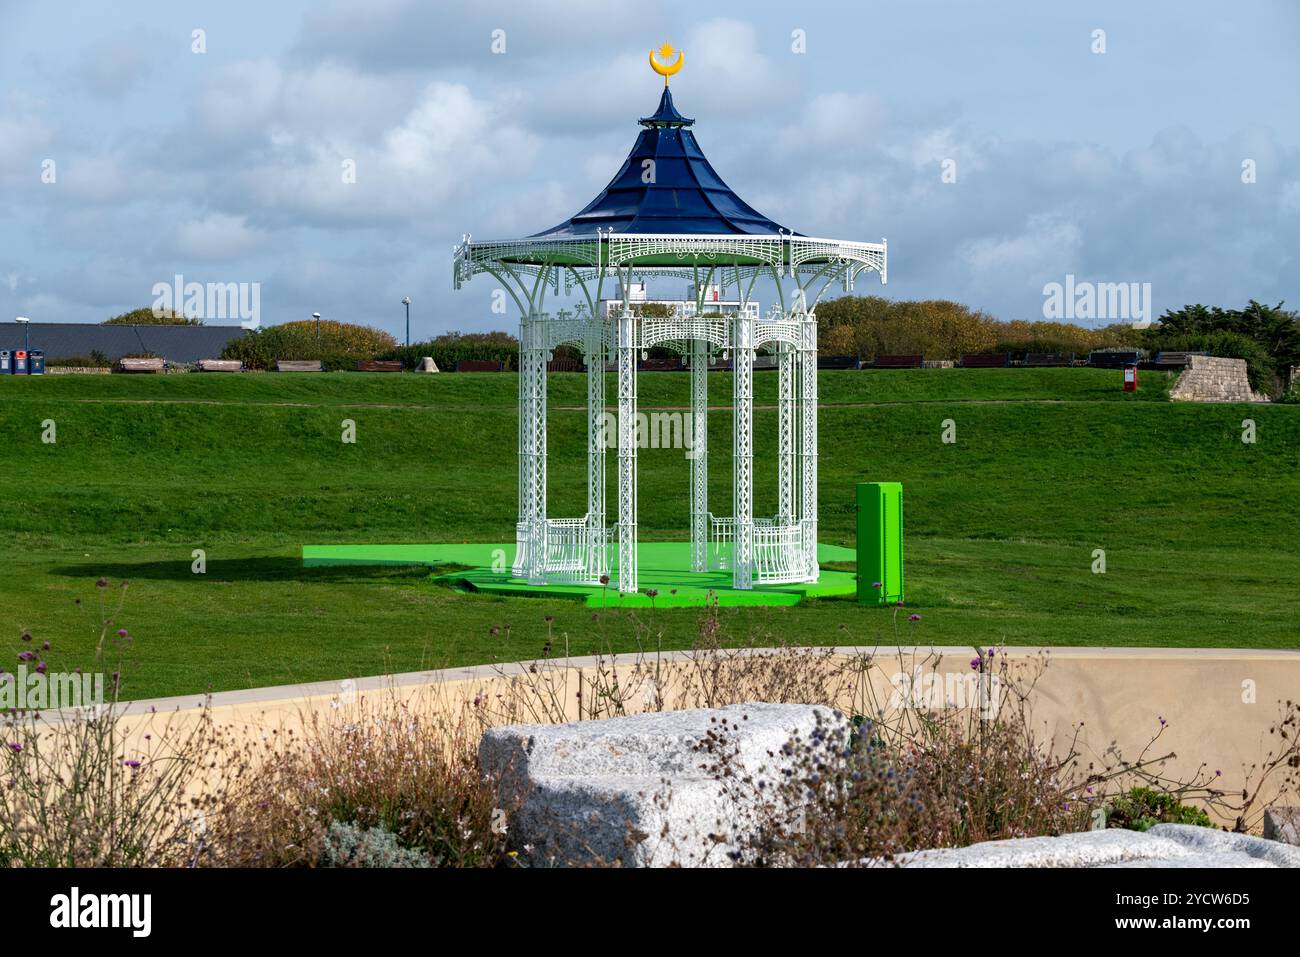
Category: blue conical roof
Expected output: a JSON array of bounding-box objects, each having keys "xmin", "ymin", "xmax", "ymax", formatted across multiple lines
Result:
[{"xmin": 531, "ymin": 88, "xmax": 795, "ymax": 238}]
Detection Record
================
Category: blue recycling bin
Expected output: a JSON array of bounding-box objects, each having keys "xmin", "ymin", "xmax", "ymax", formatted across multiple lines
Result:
[
  {"xmin": 0, "ymin": 350, "xmax": 9, "ymax": 374},
  {"xmin": 13, "ymin": 350, "xmax": 28, "ymax": 374},
  {"xmin": 29, "ymin": 350, "xmax": 44, "ymax": 375}
]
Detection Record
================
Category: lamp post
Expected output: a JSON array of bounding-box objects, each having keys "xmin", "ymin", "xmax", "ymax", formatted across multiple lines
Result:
[
  {"xmin": 312, "ymin": 312, "xmax": 321, "ymax": 343},
  {"xmin": 401, "ymin": 297, "xmax": 411, "ymax": 347},
  {"xmin": 14, "ymin": 316, "xmax": 29, "ymax": 354}
]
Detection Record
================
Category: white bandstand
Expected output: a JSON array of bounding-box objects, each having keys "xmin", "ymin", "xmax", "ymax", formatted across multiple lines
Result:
[{"xmin": 453, "ymin": 48, "xmax": 885, "ymax": 594}]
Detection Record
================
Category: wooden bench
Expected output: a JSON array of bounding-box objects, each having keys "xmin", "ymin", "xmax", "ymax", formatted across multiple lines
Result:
[
  {"xmin": 355, "ymin": 359, "xmax": 404, "ymax": 372},
  {"xmin": 115, "ymin": 357, "xmax": 165, "ymax": 374},
  {"xmin": 959, "ymin": 353, "xmax": 1010, "ymax": 368},
  {"xmin": 871, "ymin": 354, "xmax": 924, "ymax": 369},
  {"xmin": 817, "ymin": 355, "xmax": 861, "ymax": 370},
  {"xmin": 1088, "ymin": 351, "xmax": 1139, "ymax": 369},
  {"xmin": 639, "ymin": 357, "xmax": 682, "ymax": 372},
  {"xmin": 1153, "ymin": 351, "xmax": 1201, "ymax": 369},
  {"xmin": 1023, "ymin": 352, "xmax": 1075, "ymax": 367},
  {"xmin": 547, "ymin": 358, "xmax": 583, "ymax": 373},
  {"xmin": 455, "ymin": 359, "xmax": 504, "ymax": 372},
  {"xmin": 197, "ymin": 358, "xmax": 242, "ymax": 372},
  {"xmin": 276, "ymin": 359, "xmax": 324, "ymax": 372}
]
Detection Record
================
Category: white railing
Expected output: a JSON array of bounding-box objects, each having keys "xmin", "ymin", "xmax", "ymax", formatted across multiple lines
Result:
[
  {"xmin": 544, "ymin": 518, "xmax": 611, "ymax": 584},
  {"xmin": 544, "ymin": 518, "xmax": 587, "ymax": 577},
  {"xmin": 708, "ymin": 513, "xmax": 733, "ymax": 571},
  {"xmin": 753, "ymin": 521, "xmax": 806, "ymax": 584},
  {"xmin": 710, "ymin": 515, "xmax": 805, "ymax": 582}
]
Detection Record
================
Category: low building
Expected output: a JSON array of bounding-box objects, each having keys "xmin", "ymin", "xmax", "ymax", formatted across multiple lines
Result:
[{"xmin": 0, "ymin": 322, "xmax": 249, "ymax": 364}]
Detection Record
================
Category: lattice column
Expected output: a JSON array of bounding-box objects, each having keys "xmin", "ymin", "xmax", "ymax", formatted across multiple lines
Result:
[
  {"xmin": 777, "ymin": 338, "xmax": 796, "ymax": 523},
  {"xmin": 516, "ymin": 313, "xmax": 549, "ymax": 585},
  {"xmin": 616, "ymin": 309, "xmax": 638, "ymax": 592},
  {"xmin": 733, "ymin": 312, "xmax": 755, "ymax": 589},
  {"xmin": 514, "ymin": 313, "xmax": 529, "ymax": 579},
  {"xmin": 689, "ymin": 336, "xmax": 709, "ymax": 572},
  {"xmin": 585, "ymin": 324, "xmax": 608, "ymax": 581},
  {"xmin": 799, "ymin": 312, "xmax": 819, "ymax": 582}
]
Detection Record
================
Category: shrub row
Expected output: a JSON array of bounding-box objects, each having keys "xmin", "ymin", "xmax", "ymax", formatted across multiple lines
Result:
[
  {"xmin": 221, "ymin": 320, "xmax": 397, "ymax": 371},
  {"xmin": 379, "ymin": 331, "xmax": 519, "ymax": 371}
]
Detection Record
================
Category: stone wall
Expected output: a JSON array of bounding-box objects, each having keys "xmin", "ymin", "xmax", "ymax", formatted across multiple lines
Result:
[{"xmin": 1169, "ymin": 355, "xmax": 1267, "ymax": 402}]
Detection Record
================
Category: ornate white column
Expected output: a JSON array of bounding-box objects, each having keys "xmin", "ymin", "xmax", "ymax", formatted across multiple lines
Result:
[
  {"xmin": 513, "ymin": 314, "xmax": 529, "ymax": 579},
  {"xmin": 799, "ymin": 311, "xmax": 819, "ymax": 582},
  {"xmin": 517, "ymin": 312, "xmax": 549, "ymax": 584},
  {"xmin": 777, "ymin": 338, "xmax": 796, "ymax": 523},
  {"xmin": 689, "ymin": 336, "xmax": 709, "ymax": 573},
  {"xmin": 616, "ymin": 308, "xmax": 638, "ymax": 592},
  {"xmin": 585, "ymin": 323, "xmax": 608, "ymax": 582},
  {"xmin": 732, "ymin": 312, "xmax": 755, "ymax": 589}
]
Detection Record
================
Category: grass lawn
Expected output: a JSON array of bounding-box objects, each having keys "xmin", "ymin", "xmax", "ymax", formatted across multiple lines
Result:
[{"xmin": 0, "ymin": 367, "xmax": 1296, "ymax": 700}]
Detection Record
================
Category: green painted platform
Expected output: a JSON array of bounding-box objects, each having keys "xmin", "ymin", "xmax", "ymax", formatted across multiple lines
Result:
[{"xmin": 302, "ymin": 541, "xmax": 857, "ymax": 608}]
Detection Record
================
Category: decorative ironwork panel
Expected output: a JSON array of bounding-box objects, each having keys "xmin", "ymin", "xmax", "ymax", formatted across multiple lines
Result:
[{"xmin": 732, "ymin": 312, "xmax": 755, "ymax": 589}]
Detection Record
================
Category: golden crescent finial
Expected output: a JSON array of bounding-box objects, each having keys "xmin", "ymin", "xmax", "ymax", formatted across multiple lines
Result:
[{"xmin": 649, "ymin": 43, "xmax": 683, "ymax": 86}]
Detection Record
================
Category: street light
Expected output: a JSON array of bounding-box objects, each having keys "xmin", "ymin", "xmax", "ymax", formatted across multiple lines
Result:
[
  {"xmin": 311, "ymin": 312, "xmax": 321, "ymax": 343},
  {"xmin": 14, "ymin": 316, "xmax": 29, "ymax": 355},
  {"xmin": 401, "ymin": 297, "xmax": 411, "ymax": 347}
]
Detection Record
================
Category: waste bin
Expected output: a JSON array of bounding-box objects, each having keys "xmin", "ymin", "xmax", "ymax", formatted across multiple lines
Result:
[
  {"xmin": 0, "ymin": 350, "xmax": 9, "ymax": 374},
  {"xmin": 13, "ymin": 350, "xmax": 27, "ymax": 374},
  {"xmin": 29, "ymin": 350, "xmax": 44, "ymax": 375},
  {"xmin": 857, "ymin": 481, "xmax": 904, "ymax": 605}
]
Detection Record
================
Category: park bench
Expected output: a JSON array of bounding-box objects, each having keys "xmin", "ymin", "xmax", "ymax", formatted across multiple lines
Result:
[
  {"xmin": 817, "ymin": 355, "xmax": 861, "ymax": 370},
  {"xmin": 547, "ymin": 358, "xmax": 583, "ymax": 372},
  {"xmin": 276, "ymin": 359, "xmax": 324, "ymax": 372},
  {"xmin": 1023, "ymin": 352, "xmax": 1075, "ymax": 367},
  {"xmin": 959, "ymin": 353, "xmax": 1010, "ymax": 368},
  {"xmin": 455, "ymin": 359, "xmax": 504, "ymax": 372},
  {"xmin": 752, "ymin": 355, "xmax": 777, "ymax": 370},
  {"xmin": 1087, "ymin": 351, "xmax": 1140, "ymax": 369},
  {"xmin": 639, "ymin": 357, "xmax": 683, "ymax": 371},
  {"xmin": 355, "ymin": 359, "xmax": 404, "ymax": 372},
  {"xmin": 197, "ymin": 359, "xmax": 242, "ymax": 372},
  {"xmin": 871, "ymin": 354, "xmax": 924, "ymax": 369},
  {"xmin": 115, "ymin": 357, "xmax": 165, "ymax": 374},
  {"xmin": 1153, "ymin": 351, "xmax": 1202, "ymax": 369}
]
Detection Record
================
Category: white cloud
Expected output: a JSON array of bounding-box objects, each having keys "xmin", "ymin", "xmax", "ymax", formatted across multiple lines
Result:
[
  {"xmin": 232, "ymin": 79, "xmax": 540, "ymax": 226},
  {"xmin": 960, "ymin": 213, "xmax": 1085, "ymax": 284},
  {"xmin": 174, "ymin": 213, "xmax": 265, "ymax": 260}
]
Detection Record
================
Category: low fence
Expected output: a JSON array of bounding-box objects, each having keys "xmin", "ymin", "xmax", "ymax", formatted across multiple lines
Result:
[{"xmin": 46, "ymin": 645, "xmax": 1300, "ymax": 829}]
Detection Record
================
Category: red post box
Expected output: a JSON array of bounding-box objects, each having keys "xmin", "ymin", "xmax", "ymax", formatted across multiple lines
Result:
[{"xmin": 1123, "ymin": 364, "xmax": 1138, "ymax": 392}]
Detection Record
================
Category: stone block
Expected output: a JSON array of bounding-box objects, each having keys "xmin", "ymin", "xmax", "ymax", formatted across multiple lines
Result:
[
  {"xmin": 1263, "ymin": 807, "xmax": 1300, "ymax": 845},
  {"xmin": 480, "ymin": 703, "xmax": 846, "ymax": 867}
]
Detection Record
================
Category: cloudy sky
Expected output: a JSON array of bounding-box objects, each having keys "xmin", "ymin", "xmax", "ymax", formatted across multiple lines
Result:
[{"xmin": 2, "ymin": 0, "xmax": 1297, "ymax": 338}]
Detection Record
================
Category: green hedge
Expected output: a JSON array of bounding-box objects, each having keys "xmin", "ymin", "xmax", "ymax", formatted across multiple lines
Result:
[
  {"xmin": 379, "ymin": 332, "xmax": 518, "ymax": 372},
  {"xmin": 222, "ymin": 321, "xmax": 397, "ymax": 371}
]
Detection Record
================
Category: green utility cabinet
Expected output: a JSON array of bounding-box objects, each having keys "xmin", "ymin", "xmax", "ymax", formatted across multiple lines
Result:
[{"xmin": 857, "ymin": 482, "xmax": 904, "ymax": 605}]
